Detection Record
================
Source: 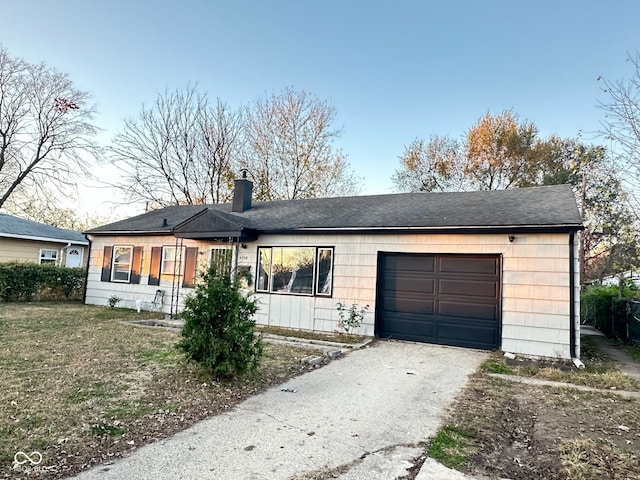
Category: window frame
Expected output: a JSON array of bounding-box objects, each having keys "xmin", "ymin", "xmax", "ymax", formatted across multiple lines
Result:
[
  {"xmin": 161, "ymin": 246, "xmax": 185, "ymax": 276},
  {"xmin": 110, "ymin": 245, "xmax": 133, "ymax": 283},
  {"xmin": 39, "ymin": 248, "xmax": 59, "ymax": 265},
  {"xmin": 315, "ymin": 247, "xmax": 334, "ymax": 296},
  {"xmin": 256, "ymin": 246, "xmax": 334, "ymax": 297}
]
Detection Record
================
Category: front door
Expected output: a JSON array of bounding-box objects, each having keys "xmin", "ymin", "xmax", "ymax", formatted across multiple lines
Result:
[{"xmin": 65, "ymin": 247, "xmax": 84, "ymax": 268}]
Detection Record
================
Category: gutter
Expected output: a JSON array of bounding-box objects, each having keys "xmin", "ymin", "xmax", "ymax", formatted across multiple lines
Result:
[{"xmin": 0, "ymin": 232, "xmax": 89, "ymax": 245}]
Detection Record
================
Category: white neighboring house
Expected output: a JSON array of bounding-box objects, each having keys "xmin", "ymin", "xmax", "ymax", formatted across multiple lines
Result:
[
  {"xmin": 0, "ymin": 213, "xmax": 89, "ymax": 267},
  {"xmin": 601, "ymin": 270, "xmax": 640, "ymax": 288},
  {"xmin": 84, "ymin": 180, "xmax": 583, "ymax": 360}
]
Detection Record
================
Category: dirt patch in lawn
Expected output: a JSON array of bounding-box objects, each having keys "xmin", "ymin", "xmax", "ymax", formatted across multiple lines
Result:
[
  {"xmin": 429, "ymin": 336, "xmax": 640, "ymax": 480},
  {"xmin": 0, "ymin": 302, "xmax": 334, "ymax": 479},
  {"xmin": 445, "ymin": 375, "xmax": 640, "ymax": 479}
]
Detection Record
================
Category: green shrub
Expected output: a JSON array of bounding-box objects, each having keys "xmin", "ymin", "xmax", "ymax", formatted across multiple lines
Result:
[
  {"xmin": 177, "ymin": 267, "xmax": 263, "ymax": 379},
  {"xmin": 581, "ymin": 284, "xmax": 637, "ymax": 336},
  {"xmin": 0, "ymin": 262, "xmax": 85, "ymax": 301}
]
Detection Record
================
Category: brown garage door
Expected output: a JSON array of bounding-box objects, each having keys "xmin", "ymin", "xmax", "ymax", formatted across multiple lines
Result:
[{"xmin": 376, "ymin": 253, "xmax": 500, "ymax": 350}]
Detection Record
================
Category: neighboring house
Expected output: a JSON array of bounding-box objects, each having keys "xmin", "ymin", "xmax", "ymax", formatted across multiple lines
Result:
[
  {"xmin": 84, "ymin": 179, "xmax": 583, "ymax": 360},
  {"xmin": 601, "ymin": 270, "xmax": 640, "ymax": 288},
  {"xmin": 0, "ymin": 213, "xmax": 89, "ymax": 267}
]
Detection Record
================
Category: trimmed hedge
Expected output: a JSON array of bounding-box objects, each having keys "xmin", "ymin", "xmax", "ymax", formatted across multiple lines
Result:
[{"xmin": 0, "ymin": 262, "xmax": 85, "ymax": 302}]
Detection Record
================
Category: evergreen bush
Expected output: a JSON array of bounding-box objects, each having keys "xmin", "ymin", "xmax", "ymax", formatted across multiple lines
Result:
[{"xmin": 177, "ymin": 267, "xmax": 263, "ymax": 379}]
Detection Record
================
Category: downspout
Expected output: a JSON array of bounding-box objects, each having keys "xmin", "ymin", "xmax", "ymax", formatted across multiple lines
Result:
[
  {"xmin": 569, "ymin": 231, "xmax": 584, "ymax": 368},
  {"xmin": 81, "ymin": 238, "xmax": 92, "ymax": 304}
]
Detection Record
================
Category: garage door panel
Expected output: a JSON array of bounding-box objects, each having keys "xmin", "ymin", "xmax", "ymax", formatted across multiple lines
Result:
[
  {"xmin": 439, "ymin": 256, "xmax": 498, "ymax": 275},
  {"xmin": 382, "ymin": 293, "xmax": 434, "ymax": 314},
  {"xmin": 377, "ymin": 253, "xmax": 500, "ymax": 350},
  {"xmin": 380, "ymin": 313, "xmax": 436, "ymax": 339},
  {"xmin": 439, "ymin": 278, "xmax": 497, "ymax": 297},
  {"xmin": 383, "ymin": 254, "xmax": 435, "ymax": 273},
  {"xmin": 382, "ymin": 273, "xmax": 434, "ymax": 294},
  {"xmin": 437, "ymin": 319, "xmax": 499, "ymax": 348},
  {"xmin": 438, "ymin": 301, "xmax": 497, "ymax": 320}
]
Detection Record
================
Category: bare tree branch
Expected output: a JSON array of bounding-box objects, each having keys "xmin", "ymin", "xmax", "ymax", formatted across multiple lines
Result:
[
  {"xmin": 0, "ymin": 46, "xmax": 99, "ymax": 208},
  {"xmin": 109, "ymin": 84, "xmax": 242, "ymax": 207},
  {"xmin": 242, "ymin": 87, "xmax": 360, "ymax": 201}
]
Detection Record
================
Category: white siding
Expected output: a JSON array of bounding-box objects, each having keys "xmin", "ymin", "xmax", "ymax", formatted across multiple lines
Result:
[
  {"xmin": 248, "ymin": 232, "xmax": 575, "ymax": 358},
  {"xmin": 86, "ymin": 231, "xmax": 577, "ymax": 359},
  {"xmin": 85, "ymin": 236, "xmax": 224, "ymax": 313}
]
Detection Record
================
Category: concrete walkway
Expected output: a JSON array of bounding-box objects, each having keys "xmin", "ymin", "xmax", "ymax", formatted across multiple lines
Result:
[
  {"xmin": 581, "ymin": 325, "xmax": 640, "ymax": 384},
  {"xmin": 71, "ymin": 341, "xmax": 487, "ymax": 480}
]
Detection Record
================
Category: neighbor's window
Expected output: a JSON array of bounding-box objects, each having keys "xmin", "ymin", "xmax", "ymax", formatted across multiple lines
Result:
[
  {"xmin": 161, "ymin": 246, "xmax": 185, "ymax": 275},
  {"xmin": 39, "ymin": 249, "xmax": 58, "ymax": 265},
  {"xmin": 111, "ymin": 246, "xmax": 133, "ymax": 282},
  {"xmin": 256, "ymin": 247, "xmax": 333, "ymax": 297},
  {"xmin": 210, "ymin": 247, "xmax": 233, "ymax": 277}
]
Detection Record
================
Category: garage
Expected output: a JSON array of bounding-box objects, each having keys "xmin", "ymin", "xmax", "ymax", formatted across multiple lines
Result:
[{"xmin": 376, "ymin": 252, "xmax": 501, "ymax": 350}]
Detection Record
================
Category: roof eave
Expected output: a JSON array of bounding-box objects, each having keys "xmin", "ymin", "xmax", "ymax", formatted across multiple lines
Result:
[
  {"xmin": 0, "ymin": 232, "xmax": 89, "ymax": 245},
  {"xmin": 259, "ymin": 224, "xmax": 584, "ymax": 235}
]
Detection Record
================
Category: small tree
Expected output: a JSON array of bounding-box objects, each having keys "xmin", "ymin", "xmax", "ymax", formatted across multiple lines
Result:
[{"xmin": 177, "ymin": 267, "xmax": 263, "ymax": 379}]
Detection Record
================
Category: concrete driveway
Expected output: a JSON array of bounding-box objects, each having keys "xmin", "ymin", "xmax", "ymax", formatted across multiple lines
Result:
[{"xmin": 72, "ymin": 340, "xmax": 487, "ymax": 480}]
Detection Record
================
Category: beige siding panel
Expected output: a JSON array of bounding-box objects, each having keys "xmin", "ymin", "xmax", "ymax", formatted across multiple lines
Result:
[
  {"xmin": 502, "ymin": 338, "xmax": 570, "ymax": 359},
  {"xmin": 504, "ymin": 311, "xmax": 568, "ymax": 329},
  {"xmin": 86, "ymin": 231, "xmax": 575, "ymax": 358},
  {"xmin": 502, "ymin": 324, "xmax": 569, "ymax": 345},
  {"xmin": 0, "ymin": 238, "xmax": 63, "ymax": 263}
]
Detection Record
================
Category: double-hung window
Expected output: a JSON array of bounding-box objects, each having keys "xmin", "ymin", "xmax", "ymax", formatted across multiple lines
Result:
[
  {"xmin": 39, "ymin": 249, "xmax": 58, "ymax": 265},
  {"xmin": 111, "ymin": 246, "xmax": 133, "ymax": 282},
  {"xmin": 161, "ymin": 246, "xmax": 184, "ymax": 275},
  {"xmin": 256, "ymin": 247, "xmax": 334, "ymax": 297}
]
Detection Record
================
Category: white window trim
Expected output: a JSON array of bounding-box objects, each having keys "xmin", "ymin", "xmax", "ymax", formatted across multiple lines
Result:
[
  {"xmin": 111, "ymin": 246, "xmax": 133, "ymax": 283},
  {"xmin": 39, "ymin": 248, "xmax": 59, "ymax": 265},
  {"xmin": 161, "ymin": 246, "xmax": 185, "ymax": 276}
]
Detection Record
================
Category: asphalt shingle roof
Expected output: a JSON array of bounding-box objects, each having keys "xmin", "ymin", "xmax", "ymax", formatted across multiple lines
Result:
[
  {"xmin": 87, "ymin": 184, "xmax": 582, "ymax": 235},
  {"xmin": 0, "ymin": 213, "xmax": 88, "ymax": 244}
]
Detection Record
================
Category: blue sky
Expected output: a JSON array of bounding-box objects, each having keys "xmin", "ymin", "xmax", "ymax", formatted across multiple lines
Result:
[{"xmin": 1, "ymin": 0, "xmax": 639, "ymax": 218}]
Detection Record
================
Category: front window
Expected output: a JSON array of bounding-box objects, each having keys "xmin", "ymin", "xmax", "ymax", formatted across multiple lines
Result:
[
  {"xmin": 111, "ymin": 246, "xmax": 133, "ymax": 282},
  {"xmin": 39, "ymin": 249, "xmax": 58, "ymax": 265},
  {"xmin": 161, "ymin": 246, "xmax": 184, "ymax": 275},
  {"xmin": 257, "ymin": 247, "xmax": 333, "ymax": 297}
]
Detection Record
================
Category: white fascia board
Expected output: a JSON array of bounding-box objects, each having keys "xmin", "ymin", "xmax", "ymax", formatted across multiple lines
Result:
[{"xmin": 0, "ymin": 232, "xmax": 89, "ymax": 245}]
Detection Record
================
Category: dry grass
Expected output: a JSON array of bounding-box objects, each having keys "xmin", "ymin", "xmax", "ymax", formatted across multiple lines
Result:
[
  {"xmin": 480, "ymin": 335, "xmax": 640, "ymax": 391},
  {"xmin": 255, "ymin": 324, "xmax": 368, "ymax": 345},
  {"xmin": 0, "ymin": 302, "xmax": 325, "ymax": 478}
]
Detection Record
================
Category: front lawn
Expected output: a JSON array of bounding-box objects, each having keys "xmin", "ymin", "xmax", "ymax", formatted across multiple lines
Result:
[{"xmin": 0, "ymin": 302, "xmax": 324, "ymax": 479}]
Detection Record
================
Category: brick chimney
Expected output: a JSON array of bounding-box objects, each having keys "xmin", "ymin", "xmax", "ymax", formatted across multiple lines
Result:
[{"xmin": 232, "ymin": 171, "xmax": 253, "ymax": 212}]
